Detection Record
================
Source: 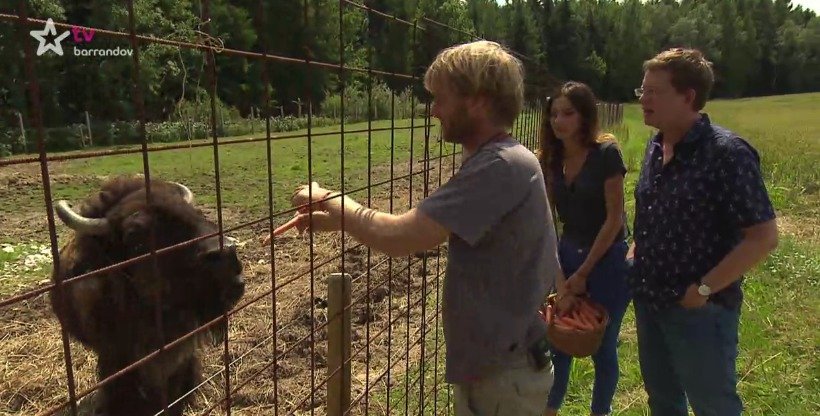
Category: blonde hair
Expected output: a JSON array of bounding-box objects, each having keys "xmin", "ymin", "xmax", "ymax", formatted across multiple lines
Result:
[{"xmin": 423, "ymin": 40, "xmax": 525, "ymax": 128}]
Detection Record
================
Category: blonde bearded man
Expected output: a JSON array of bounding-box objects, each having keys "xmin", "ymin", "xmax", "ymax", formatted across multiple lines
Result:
[{"xmin": 282, "ymin": 40, "xmax": 560, "ymax": 415}]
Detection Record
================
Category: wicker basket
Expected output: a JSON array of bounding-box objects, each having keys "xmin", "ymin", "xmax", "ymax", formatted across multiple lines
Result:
[{"xmin": 541, "ymin": 293, "xmax": 609, "ymax": 358}]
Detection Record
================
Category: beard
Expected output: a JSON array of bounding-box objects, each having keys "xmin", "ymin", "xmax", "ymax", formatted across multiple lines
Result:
[{"xmin": 440, "ymin": 107, "xmax": 478, "ymax": 144}]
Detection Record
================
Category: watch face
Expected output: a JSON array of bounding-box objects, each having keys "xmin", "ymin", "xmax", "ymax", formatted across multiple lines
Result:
[{"xmin": 698, "ymin": 285, "xmax": 711, "ymax": 296}]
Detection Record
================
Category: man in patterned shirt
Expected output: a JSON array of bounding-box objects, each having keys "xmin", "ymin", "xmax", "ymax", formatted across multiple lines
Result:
[{"xmin": 628, "ymin": 48, "xmax": 779, "ymax": 416}]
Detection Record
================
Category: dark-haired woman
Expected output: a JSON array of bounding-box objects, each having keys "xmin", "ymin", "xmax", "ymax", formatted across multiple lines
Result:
[{"xmin": 538, "ymin": 81, "xmax": 631, "ymax": 416}]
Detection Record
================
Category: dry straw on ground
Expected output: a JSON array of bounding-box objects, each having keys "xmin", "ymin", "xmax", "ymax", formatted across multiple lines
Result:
[{"xmin": 1, "ymin": 169, "xmax": 450, "ymax": 416}]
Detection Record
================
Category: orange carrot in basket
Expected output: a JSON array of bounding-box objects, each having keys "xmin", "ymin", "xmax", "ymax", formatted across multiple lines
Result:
[
  {"xmin": 573, "ymin": 310, "xmax": 596, "ymax": 331},
  {"xmin": 558, "ymin": 315, "xmax": 592, "ymax": 331},
  {"xmin": 575, "ymin": 320, "xmax": 594, "ymax": 331},
  {"xmin": 576, "ymin": 301, "xmax": 599, "ymax": 324},
  {"xmin": 554, "ymin": 317, "xmax": 579, "ymax": 331},
  {"xmin": 577, "ymin": 306, "xmax": 598, "ymax": 327},
  {"xmin": 572, "ymin": 308, "xmax": 589, "ymax": 326},
  {"xmin": 575, "ymin": 308, "xmax": 596, "ymax": 329}
]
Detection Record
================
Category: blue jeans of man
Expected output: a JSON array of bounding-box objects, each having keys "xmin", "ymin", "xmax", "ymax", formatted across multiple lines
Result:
[
  {"xmin": 634, "ymin": 299, "xmax": 743, "ymax": 416},
  {"xmin": 547, "ymin": 238, "xmax": 631, "ymax": 415}
]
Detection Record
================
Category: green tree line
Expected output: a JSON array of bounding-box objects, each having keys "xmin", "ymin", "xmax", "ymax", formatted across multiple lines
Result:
[{"xmin": 0, "ymin": 0, "xmax": 817, "ymax": 140}]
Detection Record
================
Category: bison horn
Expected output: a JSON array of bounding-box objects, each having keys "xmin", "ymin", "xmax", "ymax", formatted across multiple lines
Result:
[
  {"xmin": 171, "ymin": 182, "xmax": 194, "ymax": 205},
  {"xmin": 54, "ymin": 200, "xmax": 110, "ymax": 235}
]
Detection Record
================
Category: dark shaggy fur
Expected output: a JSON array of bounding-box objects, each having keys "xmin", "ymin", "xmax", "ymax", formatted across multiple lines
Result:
[{"xmin": 49, "ymin": 175, "xmax": 245, "ymax": 416}]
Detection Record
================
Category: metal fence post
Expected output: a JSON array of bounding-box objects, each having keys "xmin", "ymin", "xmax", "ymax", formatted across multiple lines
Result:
[{"xmin": 327, "ymin": 272, "xmax": 351, "ymax": 416}]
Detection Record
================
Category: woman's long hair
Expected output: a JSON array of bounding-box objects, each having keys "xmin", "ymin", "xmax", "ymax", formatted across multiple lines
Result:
[{"xmin": 537, "ymin": 81, "xmax": 615, "ymax": 203}]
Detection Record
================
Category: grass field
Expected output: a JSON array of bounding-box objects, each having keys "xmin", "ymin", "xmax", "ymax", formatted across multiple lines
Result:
[{"xmin": 0, "ymin": 93, "xmax": 817, "ymax": 415}]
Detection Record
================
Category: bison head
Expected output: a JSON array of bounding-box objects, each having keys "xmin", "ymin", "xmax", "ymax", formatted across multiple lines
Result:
[
  {"xmin": 51, "ymin": 176, "xmax": 246, "ymax": 415},
  {"xmin": 53, "ymin": 177, "xmax": 245, "ymax": 344}
]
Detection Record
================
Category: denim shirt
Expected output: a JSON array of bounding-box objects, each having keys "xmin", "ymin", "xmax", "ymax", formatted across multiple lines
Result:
[{"xmin": 629, "ymin": 114, "xmax": 776, "ymax": 311}]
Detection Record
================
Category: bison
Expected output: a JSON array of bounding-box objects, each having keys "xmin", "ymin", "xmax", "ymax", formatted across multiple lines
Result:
[{"xmin": 49, "ymin": 175, "xmax": 245, "ymax": 416}]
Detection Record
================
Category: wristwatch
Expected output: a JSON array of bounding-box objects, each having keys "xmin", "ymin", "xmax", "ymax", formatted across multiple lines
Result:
[{"xmin": 697, "ymin": 282, "xmax": 712, "ymax": 297}]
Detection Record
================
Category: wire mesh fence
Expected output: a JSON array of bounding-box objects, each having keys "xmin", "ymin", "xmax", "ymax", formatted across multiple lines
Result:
[{"xmin": 0, "ymin": 1, "xmax": 622, "ymax": 415}]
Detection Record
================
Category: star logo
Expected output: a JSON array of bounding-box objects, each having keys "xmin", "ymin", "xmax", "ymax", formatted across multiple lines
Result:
[{"xmin": 30, "ymin": 18, "xmax": 70, "ymax": 56}]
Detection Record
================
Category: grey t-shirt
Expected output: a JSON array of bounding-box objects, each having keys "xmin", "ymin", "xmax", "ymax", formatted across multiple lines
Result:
[{"xmin": 417, "ymin": 135, "xmax": 561, "ymax": 383}]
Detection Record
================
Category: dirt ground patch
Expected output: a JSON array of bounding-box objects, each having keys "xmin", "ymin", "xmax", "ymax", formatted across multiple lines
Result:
[
  {"xmin": 0, "ymin": 160, "xmax": 455, "ymax": 415},
  {"xmin": 776, "ymin": 212, "xmax": 819, "ymax": 246}
]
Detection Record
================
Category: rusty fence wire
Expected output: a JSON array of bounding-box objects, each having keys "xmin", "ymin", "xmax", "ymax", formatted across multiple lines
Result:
[{"xmin": 1, "ymin": 1, "xmax": 619, "ymax": 415}]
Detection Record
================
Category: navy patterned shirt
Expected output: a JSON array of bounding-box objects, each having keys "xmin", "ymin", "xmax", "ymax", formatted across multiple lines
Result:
[{"xmin": 629, "ymin": 114, "xmax": 776, "ymax": 311}]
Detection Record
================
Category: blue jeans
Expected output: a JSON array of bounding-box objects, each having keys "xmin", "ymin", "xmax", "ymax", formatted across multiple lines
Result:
[
  {"xmin": 547, "ymin": 239, "xmax": 631, "ymax": 414},
  {"xmin": 634, "ymin": 300, "xmax": 743, "ymax": 416}
]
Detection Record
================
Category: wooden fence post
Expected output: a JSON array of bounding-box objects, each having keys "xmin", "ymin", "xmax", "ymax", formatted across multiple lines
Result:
[
  {"xmin": 327, "ymin": 272, "xmax": 351, "ymax": 416},
  {"xmin": 78, "ymin": 125, "xmax": 87, "ymax": 148},
  {"xmin": 85, "ymin": 111, "xmax": 93, "ymax": 146},
  {"xmin": 250, "ymin": 106, "xmax": 255, "ymax": 134},
  {"xmin": 17, "ymin": 111, "xmax": 26, "ymax": 152}
]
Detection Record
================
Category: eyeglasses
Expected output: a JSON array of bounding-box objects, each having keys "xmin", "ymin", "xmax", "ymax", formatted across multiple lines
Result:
[{"xmin": 634, "ymin": 87, "xmax": 668, "ymax": 98}]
